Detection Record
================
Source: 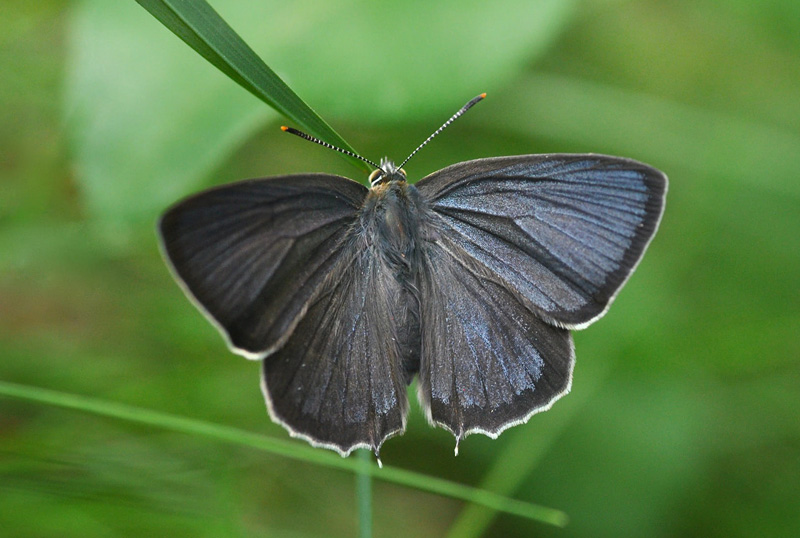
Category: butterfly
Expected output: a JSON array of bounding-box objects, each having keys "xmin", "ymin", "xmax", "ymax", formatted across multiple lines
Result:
[{"xmin": 158, "ymin": 94, "xmax": 667, "ymax": 460}]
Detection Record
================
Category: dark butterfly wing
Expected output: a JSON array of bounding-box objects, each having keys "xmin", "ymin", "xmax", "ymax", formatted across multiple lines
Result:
[
  {"xmin": 416, "ymin": 231, "xmax": 574, "ymax": 443},
  {"xmin": 158, "ymin": 174, "xmax": 367, "ymax": 357},
  {"xmin": 261, "ymin": 234, "xmax": 411, "ymax": 456},
  {"xmin": 416, "ymin": 154, "xmax": 667, "ymax": 329},
  {"xmin": 162, "ymin": 175, "xmax": 409, "ymax": 454}
]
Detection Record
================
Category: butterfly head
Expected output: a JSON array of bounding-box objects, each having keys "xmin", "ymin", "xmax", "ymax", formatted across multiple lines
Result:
[{"xmin": 369, "ymin": 158, "xmax": 407, "ymax": 187}]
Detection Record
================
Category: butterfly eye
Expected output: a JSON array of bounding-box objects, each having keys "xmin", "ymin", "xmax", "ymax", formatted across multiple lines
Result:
[{"xmin": 368, "ymin": 169, "xmax": 384, "ymax": 186}]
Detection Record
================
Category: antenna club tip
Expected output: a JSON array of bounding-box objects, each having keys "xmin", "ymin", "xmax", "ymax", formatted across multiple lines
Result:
[
  {"xmin": 280, "ymin": 125, "xmax": 289, "ymax": 131},
  {"xmin": 480, "ymin": 92, "xmax": 487, "ymax": 98}
]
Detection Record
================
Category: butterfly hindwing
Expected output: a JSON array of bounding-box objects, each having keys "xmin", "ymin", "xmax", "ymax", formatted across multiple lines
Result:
[
  {"xmin": 261, "ymin": 233, "xmax": 411, "ymax": 456},
  {"xmin": 416, "ymin": 154, "xmax": 667, "ymax": 329},
  {"xmin": 417, "ymin": 230, "xmax": 575, "ymax": 441},
  {"xmin": 159, "ymin": 174, "xmax": 367, "ymax": 357}
]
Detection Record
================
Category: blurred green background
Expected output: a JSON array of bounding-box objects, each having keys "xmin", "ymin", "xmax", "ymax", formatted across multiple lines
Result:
[{"xmin": 2, "ymin": 0, "xmax": 799, "ymax": 536}]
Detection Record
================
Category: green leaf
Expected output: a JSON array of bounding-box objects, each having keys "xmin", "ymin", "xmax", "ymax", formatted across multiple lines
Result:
[
  {"xmin": 0, "ymin": 380, "xmax": 568, "ymax": 528},
  {"xmin": 133, "ymin": 0, "xmax": 364, "ymax": 171},
  {"xmin": 65, "ymin": 0, "xmax": 576, "ymax": 237},
  {"xmin": 489, "ymin": 73, "xmax": 800, "ymax": 198},
  {"xmin": 445, "ymin": 355, "xmax": 610, "ymax": 537}
]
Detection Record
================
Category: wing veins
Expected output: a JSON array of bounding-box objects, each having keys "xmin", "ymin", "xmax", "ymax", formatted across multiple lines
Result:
[{"xmin": 436, "ymin": 210, "xmax": 602, "ymax": 301}]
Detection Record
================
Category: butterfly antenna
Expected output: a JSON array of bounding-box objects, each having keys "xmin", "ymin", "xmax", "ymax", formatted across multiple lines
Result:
[
  {"xmin": 396, "ymin": 93, "xmax": 486, "ymax": 170},
  {"xmin": 281, "ymin": 126, "xmax": 383, "ymax": 171}
]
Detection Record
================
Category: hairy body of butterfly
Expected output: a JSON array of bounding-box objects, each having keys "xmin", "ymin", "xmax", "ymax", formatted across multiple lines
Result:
[{"xmin": 159, "ymin": 154, "xmax": 666, "ymax": 457}]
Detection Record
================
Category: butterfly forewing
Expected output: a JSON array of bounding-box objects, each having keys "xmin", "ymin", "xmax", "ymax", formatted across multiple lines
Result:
[
  {"xmin": 416, "ymin": 155, "xmax": 667, "ymax": 329},
  {"xmin": 159, "ymin": 174, "xmax": 367, "ymax": 357}
]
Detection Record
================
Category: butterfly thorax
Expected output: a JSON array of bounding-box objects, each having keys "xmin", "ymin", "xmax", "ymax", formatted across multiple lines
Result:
[{"xmin": 363, "ymin": 177, "xmax": 427, "ymax": 267}]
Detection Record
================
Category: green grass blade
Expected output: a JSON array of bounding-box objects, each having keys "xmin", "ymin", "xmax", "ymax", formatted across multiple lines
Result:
[
  {"xmin": 492, "ymin": 73, "xmax": 800, "ymax": 198},
  {"xmin": 356, "ymin": 449, "xmax": 373, "ymax": 538},
  {"xmin": 377, "ymin": 462, "xmax": 567, "ymax": 527},
  {"xmin": 133, "ymin": 0, "xmax": 369, "ymax": 172},
  {"xmin": 446, "ymin": 359, "xmax": 611, "ymax": 537},
  {"xmin": 0, "ymin": 380, "xmax": 567, "ymax": 527}
]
